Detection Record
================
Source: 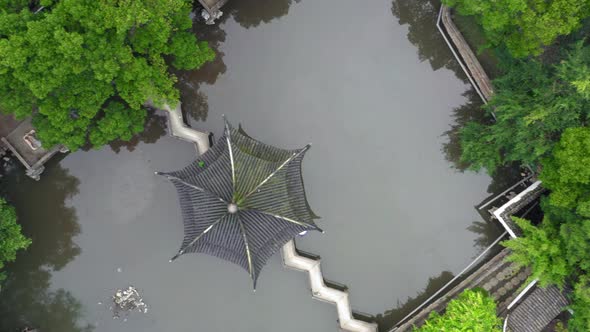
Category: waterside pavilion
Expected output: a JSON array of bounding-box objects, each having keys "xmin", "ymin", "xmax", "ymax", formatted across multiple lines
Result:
[{"xmin": 0, "ymin": 114, "xmax": 66, "ymax": 180}]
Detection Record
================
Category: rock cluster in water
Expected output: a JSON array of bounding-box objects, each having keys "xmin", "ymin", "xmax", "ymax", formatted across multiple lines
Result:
[{"xmin": 112, "ymin": 286, "xmax": 148, "ymax": 318}]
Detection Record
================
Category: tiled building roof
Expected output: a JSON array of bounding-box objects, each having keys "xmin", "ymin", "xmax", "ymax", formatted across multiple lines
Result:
[{"xmin": 507, "ymin": 285, "xmax": 569, "ymax": 332}]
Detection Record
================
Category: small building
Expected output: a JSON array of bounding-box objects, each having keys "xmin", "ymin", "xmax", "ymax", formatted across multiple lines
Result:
[
  {"xmin": 197, "ymin": 0, "xmax": 228, "ymax": 24},
  {"xmin": 0, "ymin": 114, "xmax": 66, "ymax": 180},
  {"xmin": 504, "ymin": 284, "xmax": 570, "ymax": 332},
  {"xmin": 390, "ymin": 180, "xmax": 567, "ymax": 332},
  {"xmin": 493, "ymin": 181, "xmax": 572, "ymax": 332}
]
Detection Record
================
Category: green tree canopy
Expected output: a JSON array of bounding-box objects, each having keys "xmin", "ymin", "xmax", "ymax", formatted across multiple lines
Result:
[
  {"xmin": 502, "ymin": 213, "xmax": 570, "ymax": 288},
  {"xmin": 541, "ymin": 127, "xmax": 590, "ymax": 214},
  {"xmin": 443, "ymin": 0, "xmax": 590, "ymax": 57},
  {"xmin": 0, "ymin": 197, "xmax": 31, "ymax": 281},
  {"xmin": 503, "ymin": 128, "xmax": 590, "ymax": 331},
  {"xmin": 460, "ymin": 42, "xmax": 590, "ymax": 174},
  {"xmin": 503, "ymin": 204, "xmax": 590, "ymax": 331},
  {"xmin": 0, "ymin": 0, "xmax": 215, "ymax": 150},
  {"xmin": 414, "ymin": 288, "xmax": 502, "ymax": 332},
  {"xmin": 570, "ymin": 276, "xmax": 590, "ymax": 331}
]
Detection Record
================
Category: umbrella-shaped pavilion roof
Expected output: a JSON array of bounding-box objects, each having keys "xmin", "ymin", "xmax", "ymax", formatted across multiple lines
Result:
[{"xmin": 157, "ymin": 119, "xmax": 321, "ymax": 288}]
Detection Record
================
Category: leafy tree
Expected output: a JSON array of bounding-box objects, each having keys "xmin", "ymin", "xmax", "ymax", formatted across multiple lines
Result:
[
  {"xmin": 460, "ymin": 43, "xmax": 590, "ymax": 174},
  {"xmin": 443, "ymin": 0, "xmax": 590, "ymax": 57},
  {"xmin": 168, "ymin": 32, "xmax": 214, "ymax": 70},
  {"xmin": 502, "ymin": 214, "xmax": 570, "ymax": 287},
  {"xmin": 88, "ymin": 101, "xmax": 145, "ymax": 147},
  {"xmin": 0, "ymin": 0, "xmax": 215, "ymax": 150},
  {"xmin": 541, "ymin": 127, "xmax": 590, "ymax": 213},
  {"xmin": 0, "ymin": 198, "xmax": 31, "ymax": 281},
  {"xmin": 503, "ymin": 128, "xmax": 590, "ymax": 330},
  {"xmin": 570, "ymin": 277, "xmax": 590, "ymax": 332},
  {"xmin": 414, "ymin": 288, "xmax": 502, "ymax": 331}
]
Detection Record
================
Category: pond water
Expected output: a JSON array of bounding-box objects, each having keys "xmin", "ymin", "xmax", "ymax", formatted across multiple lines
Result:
[{"xmin": 0, "ymin": 0, "xmax": 514, "ymax": 331}]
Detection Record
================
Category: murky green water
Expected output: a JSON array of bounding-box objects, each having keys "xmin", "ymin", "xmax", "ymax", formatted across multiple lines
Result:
[{"xmin": 0, "ymin": 1, "xmax": 512, "ymax": 331}]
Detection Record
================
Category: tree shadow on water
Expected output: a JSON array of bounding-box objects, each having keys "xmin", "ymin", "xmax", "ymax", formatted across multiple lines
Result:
[
  {"xmin": 224, "ymin": 0, "xmax": 301, "ymax": 29},
  {"xmin": 441, "ymin": 88, "xmax": 528, "ymax": 193},
  {"xmin": 183, "ymin": 15, "xmax": 228, "ymax": 86},
  {"xmin": 442, "ymin": 90, "xmax": 525, "ymax": 255},
  {"xmin": 466, "ymin": 219, "xmax": 504, "ymax": 253},
  {"xmin": 441, "ymin": 89, "xmax": 489, "ymax": 173},
  {"xmin": 181, "ymin": 87, "xmax": 210, "ymax": 122},
  {"xmin": 374, "ymin": 271, "xmax": 454, "ymax": 331},
  {"xmin": 175, "ymin": 13, "xmax": 230, "ymax": 123},
  {"xmin": 177, "ymin": 0, "xmax": 301, "ymax": 122},
  {"xmin": 108, "ymin": 110, "xmax": 167, "ymax": 153},
  {"xmin": 391, "ymin": 0, "xmax": 466, "ymax": 81},
  {"xmin": 0, "ymin": 160, "xmax": 93, "ymax": 332}
]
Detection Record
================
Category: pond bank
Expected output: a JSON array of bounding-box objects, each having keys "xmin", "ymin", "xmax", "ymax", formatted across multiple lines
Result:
[
  {"xmin": 389, "ymin": 6, "xmax": 567, "ymax": 330},
  {"xmin": 1, "ymin": 1, "xmax": 513, "ymax": 331},
  {"xmin": 391, "ymin": 179, "xmax": 549, "ymax": 331}
]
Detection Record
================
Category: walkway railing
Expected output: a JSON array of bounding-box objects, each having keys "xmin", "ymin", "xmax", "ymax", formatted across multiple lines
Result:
[
  {"xmin": 436, "ymin": 5, "xmax": 493, "ymax": 104},
  {"xmin": 390, "ymin": 231, "xmax": 508, "ymax": 331},
  {"xmin": 493, "ymin": 181, "xmax": 544, "ymax": 239}
]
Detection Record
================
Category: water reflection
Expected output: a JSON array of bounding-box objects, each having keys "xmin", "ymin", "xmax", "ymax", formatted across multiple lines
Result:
[
  {"xmin": 176, "ymin": 18, "xmax": 228, "ymax": 121},
  {"xmin": 178, "ymin": 0, "xmax": 302, "ymax": 121},
  {"xmin": 485, "ymin": 164, "xmax": 527, "ymax": 195},
  {"xmin": 391, "ymin": 0, "xmax": 465, "ymax": 80},
  {"xmin": 442, "ymin": 89, "xmax": 525, "ymax": 196},
  {"xmin": 374, "ymin": 271, "xmax": 454, "ymax": 331},
  {"xmin": 180, "ymin": 85, "xmax": 210, "ymax": 122},
  {"xmin": 392, "ymin": 0, "xmax": 525, "ymax": 192},
  {"xmin": 466, "ymin": 219, "xmax": 503, "ymax": 251},
  {"xmin": 0, "ymin": 289, "xmax": 93, "ymax": 332},
  {"xmin": 185, "ymin": 17, "xmax": 228, "ymax": 87},
  {"xmin": 3, "ymin": 160, "xmax": 81, "ymax": 269},
  {"xmin": 441, "ymin": 90, "xmax": 488, "ymax": 172},
  {"xmin": 442, "ymin": 90, "xmax": 519, "ymax": 251},
  {"xmin": 0, "ymin": 161, "xmax": 91, "ymax": 331},
  {"xmin": 108, "ymin": 111, "xmax": 167, "ymax": 153},
  {"xmin": 224, "ymin": 0, "xmax": 301, "ymax": 28}
]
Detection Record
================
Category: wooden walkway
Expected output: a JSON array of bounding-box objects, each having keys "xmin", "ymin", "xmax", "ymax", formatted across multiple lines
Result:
[
  {"xmin": 162, "ymin": 105, "xmax": 377, "ymax": 332},
  {"xmin": 437, "ymin": 6, "xmax": 494, "ymax": 103}
]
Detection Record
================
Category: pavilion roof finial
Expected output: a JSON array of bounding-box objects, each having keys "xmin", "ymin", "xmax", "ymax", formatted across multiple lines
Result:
[{"xmin": 156, "ymin": 118, "xmax": 320, "ymax": 287}]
